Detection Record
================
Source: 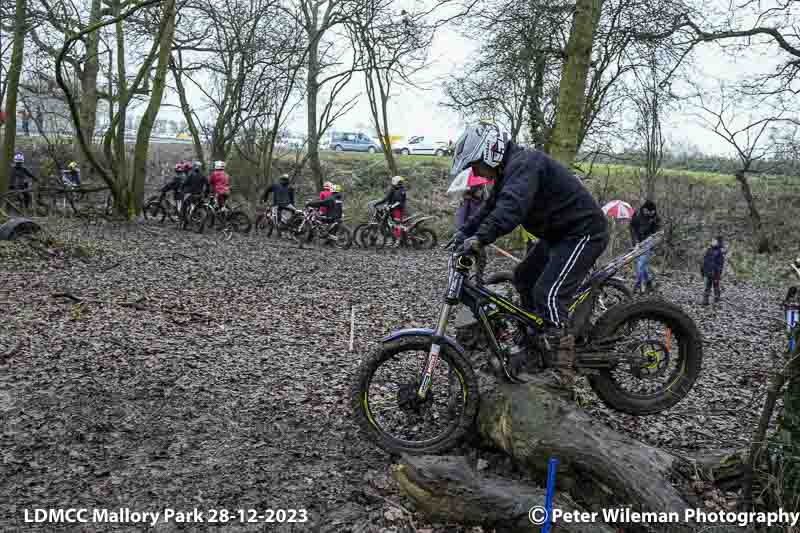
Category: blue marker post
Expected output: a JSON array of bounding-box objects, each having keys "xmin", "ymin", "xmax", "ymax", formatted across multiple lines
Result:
[{"xmin": 542, "ymin": 457, "xmax": 559, "ymax": 533}]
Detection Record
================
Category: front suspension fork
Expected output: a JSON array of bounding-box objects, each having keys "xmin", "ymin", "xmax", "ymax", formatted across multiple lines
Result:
[{"xmin": 416, "ymin": 303, "xmax": 453, "ymax": 399}]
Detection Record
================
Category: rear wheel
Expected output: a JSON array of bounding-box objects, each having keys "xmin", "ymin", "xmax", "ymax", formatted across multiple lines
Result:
[
  {"xmin": 143, "ymin": 197, "xmax": 163, "ymax": 221},
  {"xmin": 409, "ymin": 227, "xmax": 437, "ymax": 250},
  {"xmin": 352, "ymin": 336, "xmax": 479, "ymax": 455},
  {"xmin": 192, "ymin": 205, "xmax": 212, "ymax": 233},
  {"xmin": 587, "ymin": 298, "xmax": 702, "ymax": 415}
]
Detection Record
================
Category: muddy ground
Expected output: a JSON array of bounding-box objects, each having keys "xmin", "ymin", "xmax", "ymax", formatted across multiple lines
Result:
[{"xmin": 0, "ymin": 217, "xmax": 788, "ymax": 532}]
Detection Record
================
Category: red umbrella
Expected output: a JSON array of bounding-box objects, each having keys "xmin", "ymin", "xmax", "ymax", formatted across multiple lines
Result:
[{"xmin": 602, "ymin": 200, "xmax": 634, "ymax": 221}]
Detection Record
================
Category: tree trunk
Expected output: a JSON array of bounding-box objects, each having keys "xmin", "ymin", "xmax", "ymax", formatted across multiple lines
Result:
[
  {"xmin": 112, "ymin": 0, "xmax": 129, "ymax": 214},
  {"xmin": 170, "ymin": 55, "xmax": 205, "ymax": 165},
  {"xmin": 733, "ymin": 170, "xmax": 770, "ymax": 253},
  {"xmin": 397, "ymin": 377, "xmax": 743, "ymax": 533},
  {"xmin": 548, "ymin": 0, "xmax": 602, "ymax": 166},
  {"xmin": 395, "ymin": 455, "xmax": 617, "ymax": 533},
  {"xmin": 528, "ymin": 50, "xmax": 547, "ymax": 151},
  {"xmin": 131, "ymin": 0, "xmax": 176, "ymax": 217},
  {"xmin": 0, "ymin": 0, "xmax": 28, "ymax": 197},
  {"xmin": 306, "ymin": 14, "xmax": 324, "ymax": 192},
  {"xmin": 76, "ymin": 0, "xmax": 103, "ymax": 181}
]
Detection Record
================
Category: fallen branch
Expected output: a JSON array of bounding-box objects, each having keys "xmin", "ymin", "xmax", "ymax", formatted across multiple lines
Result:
[
  {"xmin": 51, "ymin": 292, "xmax": 211, "ymax": 320},
  {"xmin": 490, "ymin": 244, "xmax": 521, "ymax": 263}
]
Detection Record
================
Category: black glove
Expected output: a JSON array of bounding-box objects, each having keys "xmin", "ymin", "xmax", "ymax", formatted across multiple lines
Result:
[
  {"xmin": 461, "ymin": 236, "xmax": 482, "ymax": 254},
  {"xmin": 445, "ymin": 230, "xmax": 466, "ymax": 250}
]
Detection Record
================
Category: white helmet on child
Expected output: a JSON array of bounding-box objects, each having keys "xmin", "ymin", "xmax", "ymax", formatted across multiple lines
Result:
[
  {"xmin": 323, "ymin": 181, "xmax": 333, "ymax": 190},
  {"xmin": 13, "ymin": 153, "xmax": 24, "ymax": 163},
  {"xmin": 391, "ymin": 175, "xmax": 405, "ymax": 186},
  {"xmin": 214, "ymin": 160, "xmax": 225, "ymax": 170}
]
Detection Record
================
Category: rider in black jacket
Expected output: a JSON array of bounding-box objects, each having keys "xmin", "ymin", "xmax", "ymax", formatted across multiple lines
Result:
[
  {"xmin": 262, "ymin": 174, "xmax": 297, "ymax": 224},
  {"xmin": 10, "ymin": 153, "xmax": 36, "ymax": 208},
  {"xmin": 307, "ymin": 184, "xmax": 343, "ymax": 221},
  {"xmin": 450, "ymin": 121, "xmax": 608, "ymax": 385}
]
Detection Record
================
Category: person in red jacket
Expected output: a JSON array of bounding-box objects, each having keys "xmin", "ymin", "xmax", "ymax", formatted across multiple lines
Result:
[
  {"xmin": 319, "ymin": 181, "xmax": 333, "ymax": 216},
  {"xmin": 208, "ymin": 160, "xmax": 231, "ymax": 209}
]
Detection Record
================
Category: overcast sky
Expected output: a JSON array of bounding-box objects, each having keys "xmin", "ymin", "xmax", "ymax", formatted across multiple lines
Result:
[{"xmin": 148, "ymin": 3, "xmax": 791, "ymax": 160}]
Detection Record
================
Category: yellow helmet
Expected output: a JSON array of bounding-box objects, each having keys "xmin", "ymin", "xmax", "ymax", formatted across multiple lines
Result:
[
  {"xmin": 67, "ymin": 161, "xmax": 78, "ymax": 170},
  {"xmin": 333, "ymin": 184, "xmax": 342, "ymax": 192}
]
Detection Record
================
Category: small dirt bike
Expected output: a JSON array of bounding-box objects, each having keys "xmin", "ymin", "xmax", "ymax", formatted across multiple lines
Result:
[
  {"xmin": 294, "ymin": 207, "xmax": 352, "ymax": 249},
  {"xmin": 352, "ymin": 230, "xmax": 703, "ymax": 454}
]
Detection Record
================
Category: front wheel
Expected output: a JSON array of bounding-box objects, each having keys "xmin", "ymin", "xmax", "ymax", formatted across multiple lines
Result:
[
  {"xmin": 352, "ymin": 336, "xmax": 479, "ymax": 455},
  {"xmin": 327, "ymin": 224, "xmax": 352, "ymax": 249},
  {"xmin": 587, "ymin": 298, "xmax": 702, "ymax": 415},
  {"xmin": 227, "ymin": 211, "xmax": 252, "ymax": 234}
]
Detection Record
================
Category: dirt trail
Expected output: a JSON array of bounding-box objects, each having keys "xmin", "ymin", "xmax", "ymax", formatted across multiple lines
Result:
[{"xmin": 0, "ymin": 218, "xmax": 786, "ymax": 531}]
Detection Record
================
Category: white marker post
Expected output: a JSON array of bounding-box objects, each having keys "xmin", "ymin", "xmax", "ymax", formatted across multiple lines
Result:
[{"xmin": 349, "ymin": 306, "xmax": 355, "ymax": 352}]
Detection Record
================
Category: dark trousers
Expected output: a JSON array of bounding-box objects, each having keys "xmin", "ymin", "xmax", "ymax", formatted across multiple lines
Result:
[
  {"xmin": 704, "ymin": 275, "xmax": 721, "ymax": 298},
  {"xmin": 513, "ymin": 233, "xmax": 608, "ymax": 329},
  {"xmin": 10, "ymin": 185, "xmax": 31, "ymax": 208}
]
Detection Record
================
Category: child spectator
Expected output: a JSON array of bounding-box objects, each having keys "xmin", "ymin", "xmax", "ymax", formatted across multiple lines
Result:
[{"xmin": 701, "ymin": 236, "xmax": 725, "ymax": 305}]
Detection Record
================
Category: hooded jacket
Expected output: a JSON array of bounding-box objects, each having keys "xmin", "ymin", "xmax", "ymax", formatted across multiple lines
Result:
[
  {"xmin": 702, "ymin": 245, "xmax": 725, "ymax": 277},
  {"xmin": 10, "ymin": 164, "xmax": 35, "ymax": 190},
  {"xmin": 377, "ymin": 185, "xmax": 406, "ymax": 211},
  {"xmin": 630, "ymin": 202, "xmax": 661, "ymax": 244},
  {"xmin": 262, "ymin": 182, "xmax": 295, "ymax": 206},
  {"xmin": 460, "ymin": 142, "xmax": 607, "ymax": 244},
  {"xmin": 184, "ymin": 168, "xmax": 210, "ymax": 195},
  {"xmin": 308, "ymin": 191, "xmax": 343, "ymax": 220},
  {"xmin": 208, "ymin": 170, "xmax": 231, "ymax": 195}
]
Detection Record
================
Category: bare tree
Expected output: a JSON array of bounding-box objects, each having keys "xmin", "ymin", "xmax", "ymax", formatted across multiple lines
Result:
[
  {"xmin": 55, "ymin": 0, "xmax": 174, "ymax": 217},
  {"xmin": 350, "ymin": 0, "xmax": 434, "ymax": 175},
  {"xmin": 0, "ymin": 0, "xmax": 29, "ymax": 198},
  {"xmin": 695, "ymin": 86, "xmax": 781, "ymax": 253},
  {"xmin": 284, "ymin": 0, "xmax": 364, "ymax": 191}
]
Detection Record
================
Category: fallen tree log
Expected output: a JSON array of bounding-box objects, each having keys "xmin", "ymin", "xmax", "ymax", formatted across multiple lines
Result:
[
  {"xmin": 396, "ymin": 375, "xmax": 743, "ymax": 533},
  {"xmin": 394, "ymin": 455, "xmax": 617, "ymax": 533}
]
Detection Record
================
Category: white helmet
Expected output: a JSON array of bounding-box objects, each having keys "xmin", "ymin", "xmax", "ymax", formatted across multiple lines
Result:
[
  {"xmin": 391, "ymin": 175, "xmax": 405, "ymax": 186},
  {"xmin": 323, "ymin": 181, "xmax": 333, "ymax": 191},
  {"xmin": 13, "ymin": 152, "xmax": 24, "ymax": 163},
  {"xmin": 214, "ymin": 160, "xmax": 225, "ymax": 170},
  {"xmin": 450, "ymin": 121, "xmax": 506, "ymax": 177}
]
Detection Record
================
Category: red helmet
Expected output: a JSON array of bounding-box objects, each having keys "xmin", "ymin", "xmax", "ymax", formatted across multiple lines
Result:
[{"xmin": 175, "ymin": 161, "xmax": 185, "ymax": 172}]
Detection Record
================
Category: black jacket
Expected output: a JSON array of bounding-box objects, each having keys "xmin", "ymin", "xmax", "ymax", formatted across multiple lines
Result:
[
  {"xmin": 184, "ymin": 169, "xmax": 209, "ymax": 195},
  {"xmin": 630, "ymin": 210, "xmax": 660, "ymax": 244},
  {"xmin": 702, "ymin": 245, "xmax": 725, "ymax": 277},
  {"xmin": 10, "ymin": 164, "xmax": 35, "ymax": 190},
  {"xmin": 161, "ymin": 173, "xmax": 185, "ymax": 194},
  {"xmin": 461, "ymin": 142, "xmax": 607, "ymax": 243},
  {"xmin": 376, "ymin": 186, "xmax": 406, "ymax": 210},
  {"xmin": 308, "ymin": 192, "xmax": 343, "ymax": 220},
  {"xmin": 262, "ymin": 183, "xmax": 295, "ymax": 206}
]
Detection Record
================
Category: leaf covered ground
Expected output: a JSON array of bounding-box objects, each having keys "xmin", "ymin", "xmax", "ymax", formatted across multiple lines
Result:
[{"xmin": 0, "ymin": 218, "xmax": 788, "ymax": 531}]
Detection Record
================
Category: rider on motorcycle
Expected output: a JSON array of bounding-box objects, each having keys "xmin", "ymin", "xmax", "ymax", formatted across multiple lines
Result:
[
  {"xmin": 262, "ymin": 174, "xmax": 297, "ymax": 226},
  {"xmin": 449, "ymin": 121, "xmax": 608, "ymax": 385},
  {"xmin": 375, "ymin": 176, "xmax": 407, "ymax": 247},
  {"xmin": 208, "ymin": 160, "xmax": 231, "ymax": 210},
  {"xmin": 306, "ymin": 183, "xmax": 343, "ymax": 222}
]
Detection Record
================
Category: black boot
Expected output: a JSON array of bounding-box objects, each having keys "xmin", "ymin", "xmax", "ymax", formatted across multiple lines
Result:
[
  {"xmin": 538, "ymin": 329, "xmax": 577, "ymax": 388},
  {"xmin": 702, "ymin": 293, "xmax": 710, "ymax": 306},
  {"xmin": 646, "ymin": 280, "xmax": 654, "ymax": 293}
]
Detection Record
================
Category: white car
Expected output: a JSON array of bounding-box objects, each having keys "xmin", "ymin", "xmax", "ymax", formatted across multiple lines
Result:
[{"xmin": 393, "ymin": 135, "xmax": 450, "ymax": 156}]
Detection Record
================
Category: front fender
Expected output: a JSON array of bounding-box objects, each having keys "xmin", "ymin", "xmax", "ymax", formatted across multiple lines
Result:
[{"xmin": 381, "ymin": 328, "xmax": 467, "ymax": 355}]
